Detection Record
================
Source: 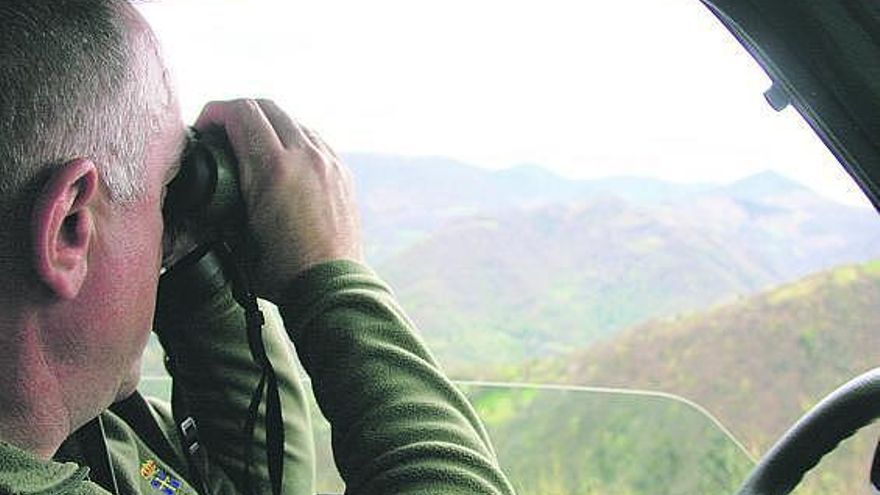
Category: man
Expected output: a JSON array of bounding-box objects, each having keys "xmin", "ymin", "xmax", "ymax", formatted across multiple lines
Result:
[{"xmin": 0, "ymin": 1, "xmax": 515, "ymax": 494}]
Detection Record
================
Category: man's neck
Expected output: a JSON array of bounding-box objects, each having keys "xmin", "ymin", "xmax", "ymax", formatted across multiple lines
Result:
[{"xmin": 0, "ymin": 316, "xmax": 72, "ymax": 460}]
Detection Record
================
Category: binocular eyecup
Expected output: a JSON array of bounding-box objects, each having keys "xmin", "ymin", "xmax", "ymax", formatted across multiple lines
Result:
[{"xmin": 162, "ymin": 126, "xmax": 244, "ymax": 239}]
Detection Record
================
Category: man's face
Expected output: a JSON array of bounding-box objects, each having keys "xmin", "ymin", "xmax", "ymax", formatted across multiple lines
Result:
[
  {"xmin": 108, "ymin": 49, "xmax": 186, "ymax": 404},
  {"xmin": 61, "ymin": 8, "xmax": 186, "ymax": 410},
  {"xmin": 99, "ymin": 103, "xmax": 185, "ymax": 402}
]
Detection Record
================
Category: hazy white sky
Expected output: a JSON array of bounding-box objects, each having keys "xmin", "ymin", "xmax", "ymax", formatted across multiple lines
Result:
[{"xmin": 138, "ymin": 0, "xmax": 871, "ymax": 207}]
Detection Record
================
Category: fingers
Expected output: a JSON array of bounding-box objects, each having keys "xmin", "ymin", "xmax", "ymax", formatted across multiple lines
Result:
[
  {"xmin": 256, "ymin": 99, "xmax": 341, "ymax": 160},
  {"xmin": 195, "ymin": 98, "xmax": 338, "ymax": 159},
  {"xmin": 254, "ymin": 99, "xmax": 310, "ymax": 151},
  {"xmin": 303, "ymin": 125, "xmax": 340, "ymax": 161},
  {"xmin": 194, "ymin": 99, "xmax": 283, "ymax": 158}
]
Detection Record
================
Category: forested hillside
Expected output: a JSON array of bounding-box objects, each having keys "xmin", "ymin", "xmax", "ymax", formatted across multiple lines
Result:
[
  {"xmin": 551, "ymin": 261, "xmax": 880, "ymax": 447},
  {"xmin": 528, "ymin": 260, "xmax": 880, "ymax": 493}
]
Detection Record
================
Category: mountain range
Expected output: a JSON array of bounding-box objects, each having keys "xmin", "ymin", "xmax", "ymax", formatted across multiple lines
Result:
[
  {"xmin": 342, "ymin": 153, "xmax": 880, "ymax": 371},
  {"xmin": 346, "ymin": 153, "xmax": 715, "ymax": 262}
]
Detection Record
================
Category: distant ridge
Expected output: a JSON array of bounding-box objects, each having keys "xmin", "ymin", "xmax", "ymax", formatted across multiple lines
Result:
[
  {"xmin": 716, "ymin": 170, "xmax": 809, "ymax": 201},
  {"xmin": 331, "ymin": 153, "xmax": 880, "ymax": 371},
  {"xmin": 344, "ymin": 153, "xmax": 824, "ymax": 217}
]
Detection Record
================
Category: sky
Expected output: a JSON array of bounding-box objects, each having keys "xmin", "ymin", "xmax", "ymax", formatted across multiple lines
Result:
[{"xmin": 137, "ymin": 0, "xmax": 872, "ymax": 207}]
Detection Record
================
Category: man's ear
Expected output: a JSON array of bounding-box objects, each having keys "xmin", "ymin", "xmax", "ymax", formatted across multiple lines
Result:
[{"xmin": 31, "ymin": 159, "xmax": 100, "ymax": 300}]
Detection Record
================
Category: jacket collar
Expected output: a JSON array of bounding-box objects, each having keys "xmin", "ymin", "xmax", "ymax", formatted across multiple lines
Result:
[{"xmin": 0, "ymin": 439, "xmax": 92, "ymax": 494}]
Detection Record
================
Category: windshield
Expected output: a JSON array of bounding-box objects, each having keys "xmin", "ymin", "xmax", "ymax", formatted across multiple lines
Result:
[{"xmin": 138, "ymin": 1, "xmax": 880, "ymax": 493}]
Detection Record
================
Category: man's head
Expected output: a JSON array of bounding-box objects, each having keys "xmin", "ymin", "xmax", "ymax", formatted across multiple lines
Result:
[
  {"xmin": 0, "ymin": 1, "xmax": 168, "ymax": 222},
  {"xmin": 0, "ymin": 0, "xmax": 184, "ymax": 446}
]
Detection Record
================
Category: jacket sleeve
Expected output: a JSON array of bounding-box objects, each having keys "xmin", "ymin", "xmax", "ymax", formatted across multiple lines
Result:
[
  {"xmin": 153, "ymin": 249, "xmax": 315, "ymax": 495},
  {"xmin": 279, "ymin": 260, "xmax": 516, "ymax": 495}
]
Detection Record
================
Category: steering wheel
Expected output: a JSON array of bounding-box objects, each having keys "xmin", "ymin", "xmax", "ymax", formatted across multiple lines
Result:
[{"xmin": 735, "ymin": 368, "xmax": 880, "ymax": 494}]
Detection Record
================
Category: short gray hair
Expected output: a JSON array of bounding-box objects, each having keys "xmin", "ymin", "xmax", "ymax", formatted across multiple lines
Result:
[{"xmin": 0, "ymin": 0, "xmax": 163, "ymax": 226}]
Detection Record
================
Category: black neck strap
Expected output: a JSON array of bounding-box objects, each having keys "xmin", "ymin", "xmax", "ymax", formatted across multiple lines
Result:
[
  {"xmin": 56, "ymin": 416, "xmax": 120, "ymax": 495},
  {"xmin": 158, "ymin": 242, "xmax": 285, "ymax": 495},
  {"xmin": 871, "ymin": 437, "xmax": 880, "ymax": 491},
  {"xmin": 214, "ymin": 243, "xmax": 285, "ymax": 495}
]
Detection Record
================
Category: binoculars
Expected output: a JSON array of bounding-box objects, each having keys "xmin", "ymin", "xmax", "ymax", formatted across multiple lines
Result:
[{"xmin": 162, "ymin": 126, "xmax": 244, "ymax": 242}]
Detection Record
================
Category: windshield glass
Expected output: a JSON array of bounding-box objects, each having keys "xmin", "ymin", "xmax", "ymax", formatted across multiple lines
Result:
[
  {"xmin": 140, "ymin": 376, "xmax": 755, "ymax": 494},
  {"xmin": 138, "ymin": 1, "xmax": 880, "ymax": 493}
]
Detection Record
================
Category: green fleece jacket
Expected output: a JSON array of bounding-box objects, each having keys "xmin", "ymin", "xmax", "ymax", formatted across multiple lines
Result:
[{"xmin": 0, "ymin": 259, "xmax": 514, "ymax": 495}]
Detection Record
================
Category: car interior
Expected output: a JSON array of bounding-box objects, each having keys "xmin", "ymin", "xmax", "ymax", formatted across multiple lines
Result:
[{"xmin": 136, "ymin": 1, "xmax": 880, "ymax": 493}]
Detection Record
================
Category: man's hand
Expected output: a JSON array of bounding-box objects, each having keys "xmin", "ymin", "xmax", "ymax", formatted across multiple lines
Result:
[{"xmin": 194, "ymin": 99, "xmax": 363, "ymax": 302}]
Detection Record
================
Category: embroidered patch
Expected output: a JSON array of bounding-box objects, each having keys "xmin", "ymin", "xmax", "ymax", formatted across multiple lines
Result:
[{"xmin": 140, "ymin": 459, "xmax": 184, "ymax": 495}]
